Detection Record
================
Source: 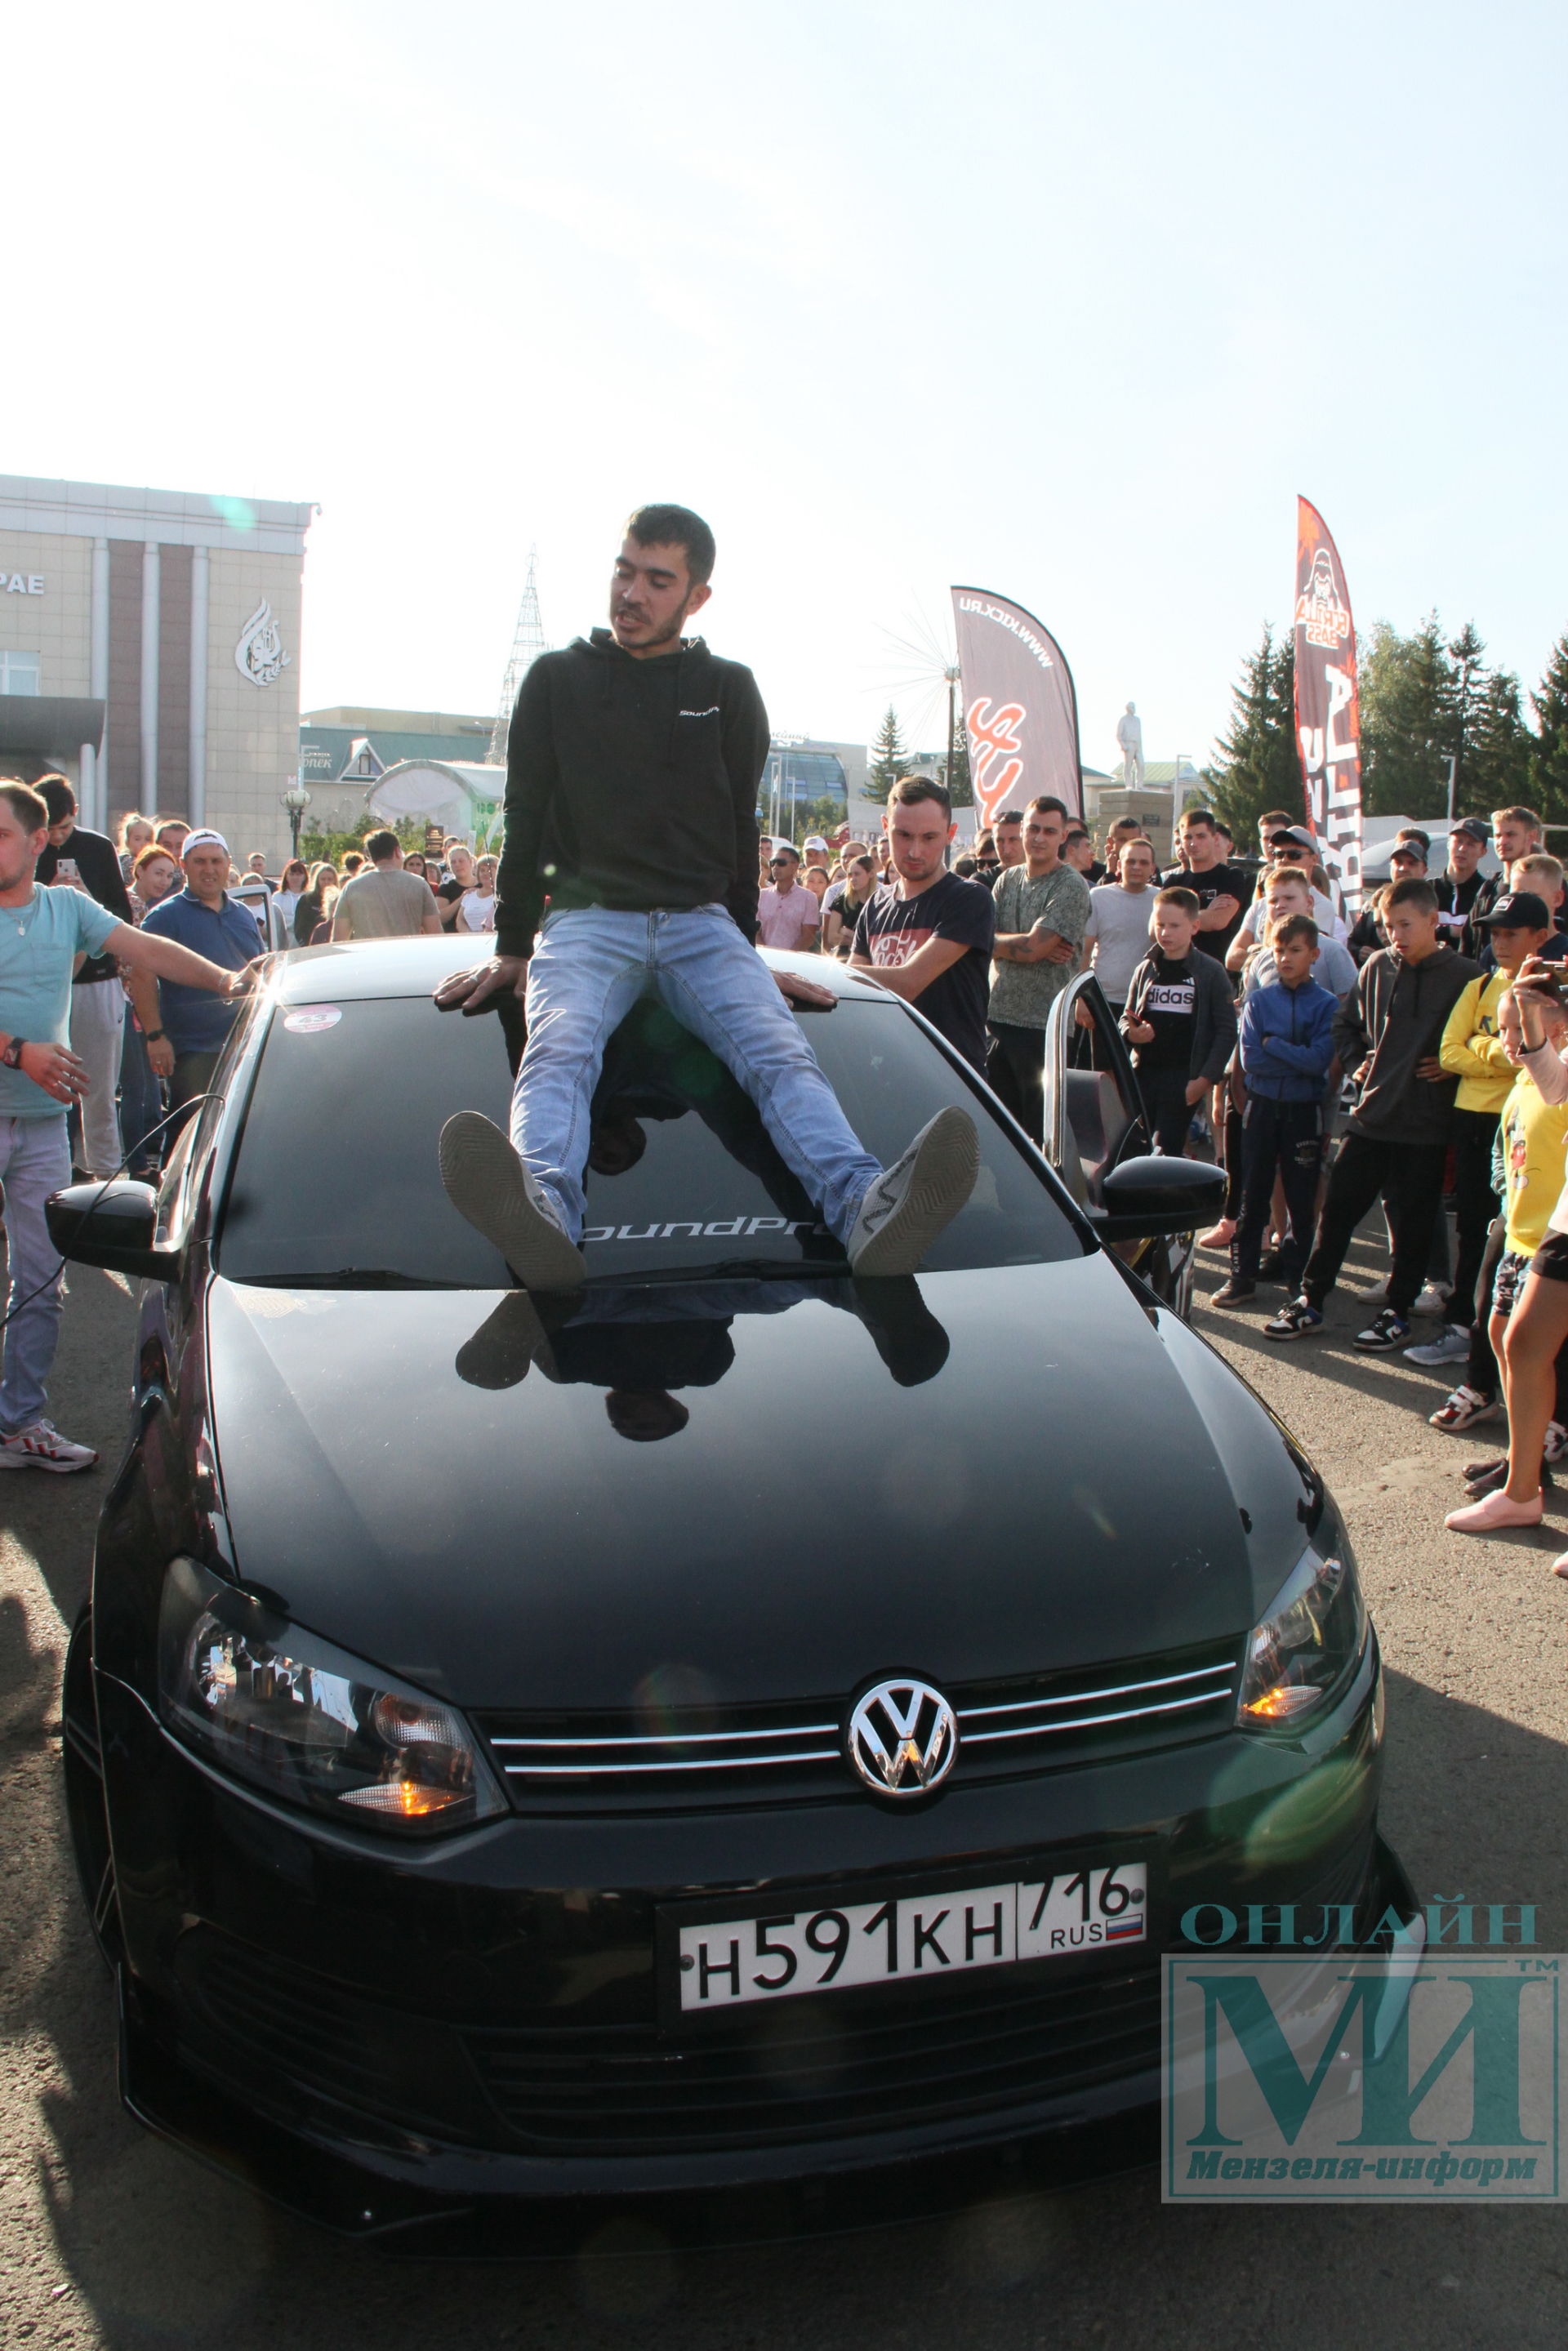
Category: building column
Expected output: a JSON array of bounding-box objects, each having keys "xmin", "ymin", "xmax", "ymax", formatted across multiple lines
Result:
[
  {"xmin": 189, "ymin": 545, "xmax": 208, "ymax": 826},
  {"xmin": 87, "ymin": 537, "xmax": 109, "ymax": 829},
  {"xmin": 140, "ymin": 541, "xmax": 161, "ymax": 810}
]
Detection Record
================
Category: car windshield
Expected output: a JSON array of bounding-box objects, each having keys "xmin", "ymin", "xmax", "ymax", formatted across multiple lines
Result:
[{"xmin": 214, "ymin": 991, "xmax": 1085, "ymax": 1287}]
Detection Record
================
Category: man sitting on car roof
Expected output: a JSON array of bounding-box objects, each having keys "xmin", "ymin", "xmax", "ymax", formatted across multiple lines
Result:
[{"xmin": 434, "ymin": 503, "xmax": 978, "ymax": 1290}]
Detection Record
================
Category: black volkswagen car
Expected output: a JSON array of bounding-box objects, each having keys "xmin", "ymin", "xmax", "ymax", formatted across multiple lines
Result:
[{"xmin": 54, "ymin": 939, "xmax": 1413, "ymax": 2232}]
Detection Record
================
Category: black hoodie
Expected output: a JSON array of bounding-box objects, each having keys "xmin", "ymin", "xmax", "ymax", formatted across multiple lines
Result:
[
  {"xmin": 493, "ymin": 630, "xmax": 768, "ymax": 959},
  {"xmin": 1332, "ymin": 942, "xmax": 1481, "ymax": 1146}
]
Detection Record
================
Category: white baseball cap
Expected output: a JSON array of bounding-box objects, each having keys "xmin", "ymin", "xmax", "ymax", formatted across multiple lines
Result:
[
  {"xmin": 180, "ymin": 828, "xmax": 230, "ymax": 859},
  {"xmin": 804, "ymin": 833, "xmax": 830, "ymax": 852}
]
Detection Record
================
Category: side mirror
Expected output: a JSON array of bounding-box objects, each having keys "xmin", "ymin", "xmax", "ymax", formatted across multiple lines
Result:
[
  {"xmin": 45, "ymin": 1180, "xmax": 180, "ymax": 1280},
  {"xmin": 1096, "ymin": 1154, "xmax": 1227, "ymax": 1241}
]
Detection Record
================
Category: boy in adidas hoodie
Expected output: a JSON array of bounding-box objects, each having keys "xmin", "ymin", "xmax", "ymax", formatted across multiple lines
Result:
[
  {"xmin": 1265, "ymin": 878, "xmax": 1480, "ymax": 1350},
  {"xmin": 1212, "ymin": 913, "xmax": 1337, "ymax": 1307}
]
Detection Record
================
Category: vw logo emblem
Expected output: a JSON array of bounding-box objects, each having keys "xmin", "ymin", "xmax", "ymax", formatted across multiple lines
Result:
[{"xmin": 847, "ymin": 1679, "xmax": 958, "ymax": 1797}]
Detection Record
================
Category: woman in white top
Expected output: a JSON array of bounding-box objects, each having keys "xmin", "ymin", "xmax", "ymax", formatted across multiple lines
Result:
[
  {"xmin": 1446, "ymin": 961, "xmax": 1568, "ymax": 1574},
  {"xmin": 461, "ymin": 854, "xmax": 498, "ymax": 933},
  {"xmin": 273, "ymin": 857, "xmax": 309, "ymax": 932}
]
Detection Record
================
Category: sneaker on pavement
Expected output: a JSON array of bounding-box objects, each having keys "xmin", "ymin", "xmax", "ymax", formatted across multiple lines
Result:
[
  {"xmin": 1197, "ymin": 1219, "xmax": 1236, "ymax": 1252},
  {"xmin": 1463, "ymin": 1460, "xmax": 1508, "ymax": 1498},
  {"xmin": 1412, "ymin": 1281, "xmax": 1452, "ymax": 1318},
  {"xmin": 1404, "ymin": 1322, "xmax": 1472, "ymax": 1366},
  {"xmin": 439, "ymin": 1112, "xmax": 586, "ymax": 1291},
  {"xmin": 1462, "ymin": 1450, "xmax": 1508, "ymax": 1481},
  {"xmin": 1263, "ymin": 1296, "xmax": 1323, "ymax": 1341},
  {"xmin": 1361, "ymin": 1277, "xmax": 1390, "ymax": 1307},
  {"xmin": 1256, "ymin": 1249, "xmax": 1289, "ymax": 1283},
  {"xmin": 848, "ymin": 1108, "xmax": 979, "ymax": 1277},
  {"xmin": 1445, "ymin": 1486, "xmax": 1544, "ymax": 1534},
  {"xmin": 1431, "ymin": 1386, "xmax": 1501, "ymax": 1434},
  {"xmin": 1210, "ymin": 1277, "xmax": 1257, "ymax": 1307},
  {"xmin": 1355, "ymin": 1306, "xmax": 1413, "ymax": 1351},
  {"xmin": 0, "ymin": 1419, "xmax": 98, "ymax": 1474}
]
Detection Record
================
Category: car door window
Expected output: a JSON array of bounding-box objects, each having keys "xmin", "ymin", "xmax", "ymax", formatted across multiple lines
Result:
[{"xmin": 1047, "ymin": 978, "xmax": 1151, "ymax": 1211}]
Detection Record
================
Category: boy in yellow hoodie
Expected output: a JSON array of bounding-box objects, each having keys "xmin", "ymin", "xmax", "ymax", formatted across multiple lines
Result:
[{"xmin": 1423, "ymin": 889, "xmax": 1557, "ymax": 1373}]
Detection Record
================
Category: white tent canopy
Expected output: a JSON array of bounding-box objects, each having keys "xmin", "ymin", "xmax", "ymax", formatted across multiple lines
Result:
[{"xmin": 366, "ymin": 759, "xmax": 506, "ymax": 846}]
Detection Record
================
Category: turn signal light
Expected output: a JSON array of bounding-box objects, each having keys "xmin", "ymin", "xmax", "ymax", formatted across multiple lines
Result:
[
  {"xmin": 1240, "ymin": 1683, "xmax": 1323, "ymax": 1721},
  {"xmin": 338, "ymin": 1779, "xmax": 468, "ymax": 1817}
]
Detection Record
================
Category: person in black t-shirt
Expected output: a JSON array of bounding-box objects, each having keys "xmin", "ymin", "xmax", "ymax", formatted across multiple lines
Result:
[
  {"xmin": 850, "ymin": 776, "xmax": 996, "ymax": 1071},
  {"xmin": 1120, "ymin": 888, "xmax": 1241, "ymax": 1155},
  {"xmin": 1164, "ymin": 808, "xmax": 1249, "ymax": 964}
]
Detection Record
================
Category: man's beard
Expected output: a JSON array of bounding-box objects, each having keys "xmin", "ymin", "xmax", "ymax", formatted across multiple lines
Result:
[{"xmin": 611, "ymin": 595, "xmax": 691, "ymax": 652}]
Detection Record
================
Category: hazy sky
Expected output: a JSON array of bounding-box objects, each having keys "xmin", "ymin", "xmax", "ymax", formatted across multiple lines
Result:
[{"xmin": 11, "ymin": 0, "xmax": 1565, "ymax": 775}]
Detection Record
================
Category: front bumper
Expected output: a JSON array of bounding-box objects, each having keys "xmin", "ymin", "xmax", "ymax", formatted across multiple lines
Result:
[{"xmin": 91, "ymin": 1632, "xmax": 1412, "ymax": 2229}]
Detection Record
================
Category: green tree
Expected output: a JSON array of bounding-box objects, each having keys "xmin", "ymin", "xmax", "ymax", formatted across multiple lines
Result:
[
  {"xmin": 865, "ymin": 704, "xmax": 909, "ymax": 804},
  {"xmin": 1359, "ymin": 614, "xmax": 1452, "ymax": 817},
  {"xmin": 947, "ymin": 712, "xmax": 973, "ymax": 807},
  {"xmin": 1529, "ymin": 633, "xmax": 1568, "ymax": 828},
  {"xmin": 1465, "ymin": 669, "xmax": 1532, "ymax": 813},
  {"xmin": 1204, "ymin": 625, "xmax": 1300, "ymax": 845}
]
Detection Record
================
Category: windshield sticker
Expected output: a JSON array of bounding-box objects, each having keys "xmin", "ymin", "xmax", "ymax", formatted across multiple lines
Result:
[
  {"xmin": 583, "ymin": 1218, "xmax": 833, "ymax": 1244},
  {"xmin": 282, "ymin": 1005, "xmax": 343, "ymax": 1033}
]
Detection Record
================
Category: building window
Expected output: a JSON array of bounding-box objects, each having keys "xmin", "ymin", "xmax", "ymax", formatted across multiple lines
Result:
[{"xmin": 0, "ymin": 650, "xmax": 40, "ymax": 695}]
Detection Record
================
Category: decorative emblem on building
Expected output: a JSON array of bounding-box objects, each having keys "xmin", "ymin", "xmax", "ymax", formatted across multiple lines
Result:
[{"xmin": 234, "ymin": 599, "xmax": 292, "ymax": 688}]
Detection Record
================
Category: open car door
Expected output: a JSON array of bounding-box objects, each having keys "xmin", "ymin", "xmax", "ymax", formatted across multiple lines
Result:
[{"xmin": 1040, "ymin": 972, "xmax": 1223, "ymax": 1319}]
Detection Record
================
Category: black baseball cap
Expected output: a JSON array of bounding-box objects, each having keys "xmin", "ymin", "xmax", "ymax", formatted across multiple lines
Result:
[
  {"xmin": 1475, "ymin": 890, "xmax": 1551, "ymax": 932},
  {"xmin": 1452, "ymin": 817, "xmax": 1491, "ymax": 845}
]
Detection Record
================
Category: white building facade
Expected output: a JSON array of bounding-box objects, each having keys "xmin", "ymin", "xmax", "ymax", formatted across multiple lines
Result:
[{"xmin": 0, "ymin": 474, "xmax": 314, "ymax": 856}]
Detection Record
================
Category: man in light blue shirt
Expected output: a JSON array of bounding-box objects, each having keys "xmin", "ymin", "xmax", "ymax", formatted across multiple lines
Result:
[{"xmin": 0, "ymin": 781, "xmax": 253, "ymax": 1473}]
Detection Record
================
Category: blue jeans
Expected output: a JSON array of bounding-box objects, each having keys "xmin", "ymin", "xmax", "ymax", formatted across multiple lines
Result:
[
  {"xmin": 118, "ymin": 1005, "xmax": 166, "ymax": 1175},
  {"xmin": 513, "ymin": 906, "xmax": 882, "ymax": 1245},
  {"xmin": 0, "ymin": 1114, "xmax": 71, "ymax": 1435}
]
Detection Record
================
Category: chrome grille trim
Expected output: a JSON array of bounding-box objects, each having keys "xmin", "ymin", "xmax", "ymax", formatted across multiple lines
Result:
[
  {"xmin": 957, "ymin": 1659, "xmax": 1239, "ymax": 1720},
  {"xmin": 482, "ymin": 1655, "xmax": 1240, "ymax": 1782}
]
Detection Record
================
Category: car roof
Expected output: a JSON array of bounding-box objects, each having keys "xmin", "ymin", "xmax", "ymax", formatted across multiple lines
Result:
[{"xmin": 266, "ymin": 938, "xmax": 895, "ymax": 1006}]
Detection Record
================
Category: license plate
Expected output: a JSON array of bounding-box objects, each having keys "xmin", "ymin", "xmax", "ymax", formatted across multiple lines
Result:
[{"xmin": 672, "ymin": 1861, "xmax": 1148, "ymax": 2014}]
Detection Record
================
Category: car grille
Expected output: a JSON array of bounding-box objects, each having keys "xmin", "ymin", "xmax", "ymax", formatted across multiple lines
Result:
[
  {"xmin": 469, "ymin": 1961, "xmax": 1165, "ymax": 2153},
  {"xmin": 473, "ymin": 1641, "xmax": 1241, "ymax": 1814}
]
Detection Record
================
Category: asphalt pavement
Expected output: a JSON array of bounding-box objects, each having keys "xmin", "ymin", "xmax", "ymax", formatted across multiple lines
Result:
[{"xmin": 1, "ymin": 1244, "xmax": 1564, "ymax": 2350}]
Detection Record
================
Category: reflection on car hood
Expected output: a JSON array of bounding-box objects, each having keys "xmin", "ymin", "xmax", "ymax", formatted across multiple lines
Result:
[{"xmin": 204, "ymin": 1259, "xmax": 1301, "ymax": 1711}]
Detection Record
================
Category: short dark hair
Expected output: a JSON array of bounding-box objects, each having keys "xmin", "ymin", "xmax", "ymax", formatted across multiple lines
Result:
[
  {"xmin": 1156, "ymin": 885, "xmax": 1200, "ymax": 915},
  {"xmin": 1258, "ymin": 808, "xmax": 1294, "ymax": 831},
  {"xmin": 1269, "ymin": 912, "xmax": 1319, "ymax": 949},
  {"xmin": 1110, "ymin": 816, "xmax": 1144, "ymax": 835},
  {"xmin": 1395, "ymin": 826, "xmax": 1431, "ymax": 849},
  {"xmin": 364, "ymin": 828, "xmax": 400, "ymax": 862},
  {"xmin": 1027, "ymin": 796, "xmax": 1070, "ymax": 823},
  {"xmin": 1179, "ymin": 808, "xmax": 1218, "ymax": 833},
  {"xmin": 0, "ymin": 779, "xmax": 49, "ymax": 832},
  {"xmin": 889, "ymin": 773, "xmax": 951, "ymax": 819},
  {"xmin": 995, "ymin": 807, "xmax": 1024, "ymax": 827},
  {"xmin": 769, "ymin": 841, "xmax": 800, "ymax": 862},
  {"xmin": 36, "ymin": 774, "xmax": 75, "ymax": 825},
  {"xmin": 624, "ymin": 503, "xmax": 716, "ymax": 586},
  {"xmin": 1385, "ymin": 876, "xmax": 1439, "ymax": 915}
]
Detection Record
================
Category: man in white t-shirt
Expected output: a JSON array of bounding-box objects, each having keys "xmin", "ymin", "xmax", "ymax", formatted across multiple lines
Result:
[{"xmin": 1082, "ymin": 837, "xmax": 1157, "ymax": 1009}]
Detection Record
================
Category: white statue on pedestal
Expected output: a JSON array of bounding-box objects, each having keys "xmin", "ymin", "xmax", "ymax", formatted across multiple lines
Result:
[{"xmin": 1116, "ymin": 701, "xmax": 1144, "ymax": 788}]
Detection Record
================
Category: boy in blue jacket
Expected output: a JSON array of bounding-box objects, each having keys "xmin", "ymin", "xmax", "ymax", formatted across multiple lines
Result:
[{"xmin": 1213, "ymin": 912, "xmax": 1338, "ymax": 1307}]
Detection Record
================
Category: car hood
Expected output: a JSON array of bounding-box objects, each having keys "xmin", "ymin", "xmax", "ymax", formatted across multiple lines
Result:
[{"xmin": 204, "ymin": 1258, "xmax": 1316, "ymax": 1711}]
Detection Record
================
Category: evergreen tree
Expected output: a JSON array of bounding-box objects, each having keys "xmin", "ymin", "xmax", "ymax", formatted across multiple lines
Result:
[
  {"xmin": 1441, "ymin": 621, "xmax": 1488, "ymax": 810},
  {"xmin": 947, "ymin": 714, "xmax": 973, "ymax": 807},
  {"xmin": 1359, "ymin": 614, "xmax": 1451, "ymax": 817},
  {"xmin": 1465, "ymin": 670, "xmax": 1532, "ymax": 814},
  {"xmin": 1204, "ymin": 626, "xmax": 1300, "ymax": 844},
  {"xmin": 865, "ymin": 704, "xmax": 910, "ymax": 804},
  {"xmin": 1529, "ymin": 633, "xmax": 1568, "ymax": 828}
]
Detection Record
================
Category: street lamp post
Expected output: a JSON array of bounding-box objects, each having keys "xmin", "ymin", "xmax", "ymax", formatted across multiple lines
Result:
[{"xmin": 280, "ymin": 781, "xmax": 312, "ymax": 861}]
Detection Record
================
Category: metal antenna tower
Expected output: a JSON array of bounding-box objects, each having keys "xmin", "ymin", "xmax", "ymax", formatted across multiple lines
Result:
[{"xmin": 489, "ymin": 545, "xmax": 550, "ymax": 766}]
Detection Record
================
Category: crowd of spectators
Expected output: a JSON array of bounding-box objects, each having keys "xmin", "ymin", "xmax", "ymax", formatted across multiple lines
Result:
[{"xmin": 8, "ymin": 763, "xmax": 1568, "ymax": 1585}]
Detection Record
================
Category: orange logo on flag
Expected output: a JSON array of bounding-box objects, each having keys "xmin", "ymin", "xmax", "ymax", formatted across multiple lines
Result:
[{"xmin": 969, "ymin": 697, "xmax": 1026, "ymax": 818}]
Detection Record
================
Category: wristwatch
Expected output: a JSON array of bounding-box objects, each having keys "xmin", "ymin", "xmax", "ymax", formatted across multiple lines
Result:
[
  {"xmin": 1, "ymin": 1036, "xmax": 25, "ymax": 1070},
  {"xmin": 145, "ymin": 1029, "xmax": 166, "ymax": 1043}
]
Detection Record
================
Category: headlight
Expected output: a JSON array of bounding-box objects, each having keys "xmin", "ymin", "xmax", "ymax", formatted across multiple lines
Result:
[
  {"xmin": 158, "ymin": 1558, "xmax": 506, "ymax": 1835},
  {"xmin": 1236, "ymin": 1547, "xmax": 1366, "ymax": 1730}
]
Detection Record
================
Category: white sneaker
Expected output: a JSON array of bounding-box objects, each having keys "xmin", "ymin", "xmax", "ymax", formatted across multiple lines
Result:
[
  {"xmin": 439, "ymin": 1113, "xmax": 586, "ymax": 1291},
  {"xmin": 1412, "ymin": 1281, "xmax": 1453, "ymax": 1318},
  {"xmin": 849, "ymin": 1109, "xmax": 980, "ymax": 1276},
  {"xmin": 0, "ymin": 1419, "xmax": 98, "ymax": 1474},
  {"xmin": 1361, "ymin": 1277, "xmax": 1390, "ymax": 1307},
  {"xmin": 1404, "ymin": 1323, "xmax": 1471, "ymax": 1366}
]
